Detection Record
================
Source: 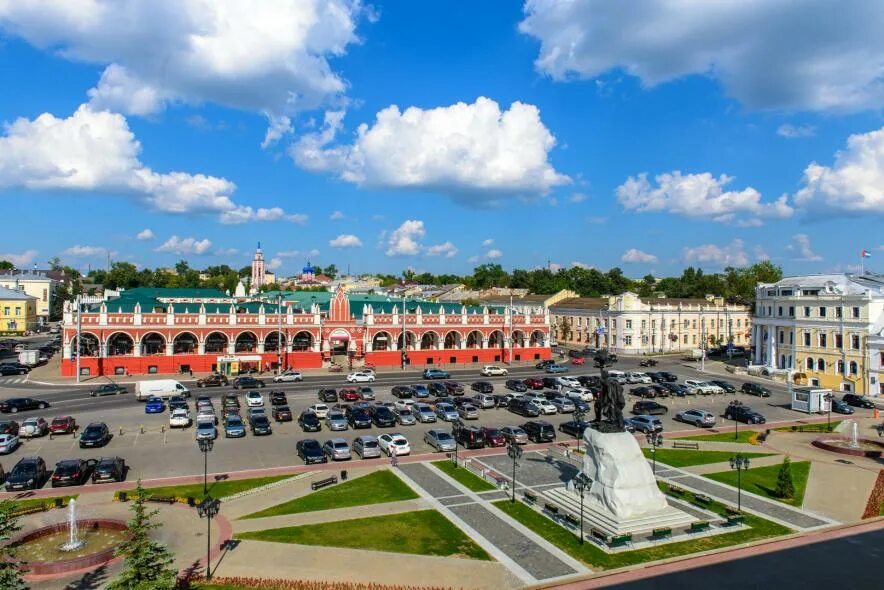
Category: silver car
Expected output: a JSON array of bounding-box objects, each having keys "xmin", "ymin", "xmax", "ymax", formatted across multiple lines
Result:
[
  {"xmin": 326, "ymin": 411, "xmax": 349, "ymax": 431},
  {"xmin": 394, "ymin": 408, "xmax": 416, "ymax": 425},
  {"xmin": 472, "ymin": 394, "xmax": 495, "ymax": 409},
  {"xmin": 435, "ymin": 403, "xmax": 459, "ymax": 421},
  {"xmin": 424, "ymin": 429, "xmax": 456, "ymax": 452},
  {"xmin": 414, "ymin": 403, "xmax": 437, "ymax": 423},
  {"xmin": 458, "ymin": 404, "xmax": 480, "ymax": 420},
  {"xmin": 359, "ymin": 387, "xmax": 376, "ymax": 400},
  {"xmin": 550, "ymin": 397, "xmax": 575, "ymax": 413},
  {"xmin": 353, "ymin": 435, "xmax": 381, "ymax": 459},
  {"xmin": 323, "ymin": 438, "xmax": 352, "ymax": 461}
]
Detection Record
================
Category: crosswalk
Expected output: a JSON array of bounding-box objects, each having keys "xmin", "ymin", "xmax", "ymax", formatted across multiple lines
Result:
[{"xmin": 0, "ymin": 377, "xmax": 28, "ymax": 385}]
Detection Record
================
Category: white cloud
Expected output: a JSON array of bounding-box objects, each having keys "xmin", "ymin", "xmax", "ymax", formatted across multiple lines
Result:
[
  {"xmin": 0, "ymin": 249, "xmax": 38, "ymax": 267},
  {"xmin": 219, "ymin": 206, "xmax": 307, "ymax": 225},
  {"xmin": 617, "ymin": 171, "xmax": 793, "ymax": 225},
  {"xmin": 0, "ymin": 1, "xmax": 366, "ymax": 126},
  {"xmin": 467, "ymin": 255, "xmax": 480, "ymax": 264},
  {"xmin": 753, "ymin": 246, "xmax": 770, "ymax": 261},
  {"xmin": 0, "ymin": 104, "xmax": 301, "ymax": 222},
  {"xmin": 682, "ymin": 239, "xmax": 749, "ymax": 267},
  {"xmin": 136, "ymin": 228, "xmax": 155, "ymax": 241},
  {"xmin": 260, "ymin": 114, "xmax": 293, "ymax": 150},
  {"xmin": 63, "ymin": 245, "xmax": 105, "ymax": 257},
  {"xmin": 155, "ymin": 235, "xmax": 212, "ymax": 255},
  {"xmin": 292, "ymin": 97, "xmax": 570, "ymax": 203},
  {"xmin": 277, "ymin": 248, "xmax": 320, "ymax": 259},
  {"xmin": 485, "ymin": 249, "xmax": 503, "ymax": 260},
  {"xmin": 569, "ymin": 192, "xmax": 587, "ymax": 203},
  {"xmin": 329, "ymin": 234, "xmax": 363, "ymax": 249},
  {"xmin": 267, "ymin": 257, "xmax": 283, "ymax": 271},
  {"xmin": 621, "ymin": 248, "xmax": 658, "ymax": 264},
  {"xmin": 571, "ymin": 261, "xmax": 593, "ymax": 269},
  {"xmin": 426, "ymin": 242, "xmax": 458, "ymax": 258},
  {"xmin": 329, "ymin": 210, "xmax": 345, "ymax": 220},
  {"xmin": 519, "ymin": 1, "xmax": 884, "ymax": 112},
  {"xmin": 777, "ymin": 124, "xmax": 816, "ymax": 139},
  {"xmin": 787, "ymin": 234, "xmax": 823, "ymax": 262},
  {"xmin": 481, "ymin": 238, "xmax": 495, "ymax": 247},
  {"xmin": 385, "ymin": 220, "xmax": 425, "ymax": 257},
  {"xmin": 793, "ymin": 127, "xmax": 884, "ymax": 215}
]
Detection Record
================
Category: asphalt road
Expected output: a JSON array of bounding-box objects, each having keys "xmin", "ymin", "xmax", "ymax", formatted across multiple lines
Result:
[{"xmin": 0, "ymin": 354, "xmax": 873, "ymax": 490}]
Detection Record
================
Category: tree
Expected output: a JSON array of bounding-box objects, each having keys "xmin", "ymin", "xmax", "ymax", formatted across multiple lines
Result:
[
  {"xmin": 775, "ymin": 456, "xmax": 795, "ymax": 500},
  {"xmin": 48, "ymin": 256, "xmax": 63, "ymax": 271},
  {"xmin": 0, "ymin": 260, "xmax": 13, "ymax": 271},
  {"xmin": 0, "ymin": 501, "xmax": 27, "ymax": 590},
  {"xmin": 108, "ymin": 480, "xmax": 178, "ymax": 590},
  {"xmin": 557, "ymin": 316, "xmax": 573, "ymax": 341},
  {"xmin": 324, "ymin": 264, "xmax": 338, "ymax": 279}
]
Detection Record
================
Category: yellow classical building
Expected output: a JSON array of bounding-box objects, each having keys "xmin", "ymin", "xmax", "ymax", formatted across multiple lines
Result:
[{"xmin": 0, "ymin": 286, "xmax": 38, "ymax": 334}]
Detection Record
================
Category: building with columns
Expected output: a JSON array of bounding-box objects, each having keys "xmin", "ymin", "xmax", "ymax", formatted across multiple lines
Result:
[
  {"xmin": 752, "ymin": 273, "xmax": 884, "ymax": 396},
  {"xmin": 61, "ymin": 286, "xmax": 551, "ymax": 377},
  {"xmin": 550, "ymin": 292, "xmax": 752, "ymax": 354}
]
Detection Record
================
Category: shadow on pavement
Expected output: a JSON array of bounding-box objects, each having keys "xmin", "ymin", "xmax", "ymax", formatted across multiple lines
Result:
[{"xmin": 62, "ymin": 564, "xmax": 108, "ymax": 590}]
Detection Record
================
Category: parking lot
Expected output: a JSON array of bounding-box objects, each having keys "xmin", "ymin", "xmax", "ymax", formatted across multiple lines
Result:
[{"xmin": 0, "ymin": 354, "xmax": 873, "ymax": 491}]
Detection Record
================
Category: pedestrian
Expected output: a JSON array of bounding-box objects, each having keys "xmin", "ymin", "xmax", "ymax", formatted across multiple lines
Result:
[{"xmin": 189, "ymin": 368, "xmax": 193, "ymax": 377}]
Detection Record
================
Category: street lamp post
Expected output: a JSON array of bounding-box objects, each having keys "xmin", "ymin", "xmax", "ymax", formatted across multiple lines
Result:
[
  {"xmin": 573, "ymin": 407, "xmax": 586, "ymax": 452},
  {"xmin": 729, "ymin": 454, "xmax": 751, "ymax": 512},
  {"xmin": 646, "ymin": 431, "xmax": 663, "ymax": 475},
  {"xmin": 824, "ymin": 392, "xmax": 834, "ymax": 432},
  {"xmin": 276, "ymin": 294, "xmax": 283, "ymax": 374},
  {"xmin": 198, "ymin": 437, "xmax": 214, "ymax": 495},
  {"xmin": 196, "ymin": 496, "xmax": 221, "ymax": 580},
  {"xmin": 451, "ymin": 421, "xmax": 462, "ymax": 468},
  {"xmin": 572, "ymin": 472, "xmax": 590, "ymax": 544},
  {"xmin": 507, "ymin": 442, "xmax": 523, "ymax": 503}
]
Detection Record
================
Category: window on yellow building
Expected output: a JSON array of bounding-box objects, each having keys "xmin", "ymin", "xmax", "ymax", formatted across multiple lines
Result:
[
  {"xmin": 819, "ymin": 333, "xmax": 827, "ymax": 348},
  {"xmin": 849, "ymin": 361, "xmax": 858, "ymax": 375},
  {"xmin": 806, "ymin": 357, "xmax": 814, "ymax": 371},
  {"xmin": 14, "ymin": 307, "xmax": 20, "ymax": 316},
  {"xmin": 835, "ymin": 334, "xmax": 842, "ymax": 348},
  {"xmin": 851, "ymin": 335, "xmax": 860, "ymax": 349},
  {"xmin": 817, "ymin": 358, "xmax": 826, "ymax": 372}
]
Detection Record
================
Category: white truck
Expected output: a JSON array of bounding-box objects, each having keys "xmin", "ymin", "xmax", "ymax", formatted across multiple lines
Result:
[
  {"xmin": 18, "ymin": 350, "xmax": 39, "ymax": 367},
  {"xmin": 135, "ymin": 379, "xmax": 191, "ymax": 401}
]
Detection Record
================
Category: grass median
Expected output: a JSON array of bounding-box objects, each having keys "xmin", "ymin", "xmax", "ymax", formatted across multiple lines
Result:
[
  {"xmin": 705, "ymin": 461, "xmax": 811, "ymax": 507},
  {"xmin": 641, "ymin": 448, "xmax": 773, "ymax": 468},
  {"xmin": 236, "ymin": 509, "xmax": 491, "ymax": 560},
  {"xmin": 674, "ymin": 430, "xmax": 761, "ymax": 444},
  {"xmin": 431, "ymin": 460, "xmax": 497, "ymax": 492},
  {"xmin": 1, "ymin": 494, "xmax": 78, "ymax": 513},
  {"xmin": 241, "ymin": 470, "xmax": 418, "ymax": 519},
  {"xmin": 117, "ymin": 474, "xmax": 291, "ymax": 503}
]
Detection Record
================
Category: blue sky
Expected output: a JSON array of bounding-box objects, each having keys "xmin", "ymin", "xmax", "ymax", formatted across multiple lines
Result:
[{"xmin": 0, "ymin": 0, "xmax": 882, "ymax": 278}]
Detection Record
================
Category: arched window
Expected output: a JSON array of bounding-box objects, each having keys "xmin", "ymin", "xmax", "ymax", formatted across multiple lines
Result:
[
  {"xmin": 837, "ymin": 360, "xmax": 845, "ymax": 374},
  {"xmin": 205, "ymin": 332, "xmax": 228, "ymax": 353},
  {"xmin": 107, "ymin": 333, "xmax": 134, "ymax": 356},
  {"xmin": 806, "ymin": 357, "xmax": 814, "ymax": 370},
  {"xmin": 817, "ymin": 358, "xmax": 825, "ymax": 372},
  {"xmin": 849, "ymin": 361, "xmax": 858, "ymax": 375},
  {"xmin": 292, "ymin": 331, "xmax": 314, "ymax": 351}
]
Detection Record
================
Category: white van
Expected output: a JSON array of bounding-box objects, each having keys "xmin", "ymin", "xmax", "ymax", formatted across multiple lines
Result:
[{"xmin": 135, "ymin": 379, "xmax": 191, "ymax": 401}]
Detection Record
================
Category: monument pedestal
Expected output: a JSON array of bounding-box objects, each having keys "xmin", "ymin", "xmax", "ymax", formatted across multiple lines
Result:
[{"xmin": 542, "ymin": 428, "xmax": 695, "ymax": 538}]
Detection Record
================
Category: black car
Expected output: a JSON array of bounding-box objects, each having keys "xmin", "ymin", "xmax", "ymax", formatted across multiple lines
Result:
[
  {"xmin": 428, "ymin": 382, "xmax": 448, "ymax": 396},
  {"xmin": 222, "ymin": 394, "xmax": 241, "ymax": 409},
  {"xmin": 631, "ymin": 386, "xmax": 656, "ymax": 399},
  {"xmin": 270, "ymin": 391, "xmax": 288, "ymax": 406},
  {"xmin": 535, "ymin": 360, "xmax": 555, "ymax": 369},
  {"xmin": 709, "ymin": 380, "xmax": 737, "ymax": 393},
  {"xmin": 0, "ymin": 397, "xmax": 49, "ymax": 413},
  {"xmin": 168, "ymin": 396, "xmax": 189, "ymax": 412},
  {"xmin": 656, "ymin": 372, "xmax": 678, "ymax": 383},
  {"xmin": 831, "ymin": 399, "xmax": 855, "ymax": 415},
  {"xmin": 632, "ymin": 400, "xmax": 668, "ymax": 415},
  {"xmin": 391, "ymin": 385, "xmax": 414, "ymax": 399},
  {"xmin": 233, "ymin": 376, "xmax": 265, "ymax": 389},
  {"xmin": 370, "ymin": 406, "xmax": 396, "ymax": 427},
  {"xmin": 842, "ymin": 394, "xmax": 876, "ymax": 409},
  {"xmin": 79, "ymin": 422, "xmax": 111, "ymax": 448},
  {"xmin": 89, "ymin": 383, "xmax": 128, "ymax": 397},
  {"xmin": 455, "ymin": 426, "xmax": 486, "ymax": 449},
  {"xmin": 492, "ymin": 394, "xmax": 510, "ymax": 408},
  {"xmin": 541, "ymin": 377, "xmax": 560, "ymax": 389},
  {"xmin": 92, "ymin": 456, "xmax": 126, "ymax": 483},
  {"xmin": 741, "ymin": 382, "xmax": 771, "ymax": 397},
  {"xmin": 298, "ymin": 411, "xmax": 322, "ymax": 432},
  {"xmin": 559, "ymin": 420, "xmax": 590, "ymax": 437},
  {"xmin": 724, "ymin": 402, "xmax": 765, "ymax": 424},
  {"xmin": 661, "ymin": 383, "xmax": 689, "ymax": 397},
  {"xmin": 5, "ymin": 456, "xmax": 47, "ymax": 491},
  {"xmin": 319, "ymin": 388, "xmax": 339, "ymax": 403},
  {"xmin": 443, "ymin": 381, "xmax": 465, "ymax": 396},
  {"xmin": 521, "ymin": 420, "xmax": 556, "ymax": 443},
  {"xmin": 297, "ymin": 439, "xmax": 327, "ymax": 464},
  {"xmin": 647, "ymin": 372, "xmax": 666, "ymax": 383},
  {"xmin": 471, "ymin": 381, "xmax": 493, "ymax": 394},
  {"xmin": 51, "ymin": 459, "xmax": 95, "ymax": 487},
  {"xmin": 0, "ymin": 364, "xmax": 29, "ymax": 376},
  {"xmin": 505, "ymin": 379, "xmax": 528, "ymax": 392},
  {"xmin": 249, "ymin": 415, "xmax": 273, "ymax": 435},
  {"xmin": 508, "ymin": 399, "xmax": 541, "ymax": 417},
  {"xmin": 348, "ymin": 410, "xmax": 372, "ymax": 429}
]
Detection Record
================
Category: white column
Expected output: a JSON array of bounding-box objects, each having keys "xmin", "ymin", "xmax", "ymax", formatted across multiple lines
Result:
[
  {"xmin": 227, "ymin": 341, "xmax": 236, "ymax": 355},
  {"xmin": 198, "ymin": 341, "xmax": 206, "ymax": 355}
]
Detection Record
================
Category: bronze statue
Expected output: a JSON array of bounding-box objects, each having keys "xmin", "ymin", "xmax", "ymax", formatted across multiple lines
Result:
[{"xmin": 592, "ymin": 350, "xmax": 625, "ymax": 433}]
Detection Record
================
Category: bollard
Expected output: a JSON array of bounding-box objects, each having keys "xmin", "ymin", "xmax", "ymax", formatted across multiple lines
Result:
[
  {"xmin": 140, "ymin": 425, "xmax": 145, "ymax": 434},
  {"xmin": 119, "ymin": 426, "xmax": 124, "ymax": 435},
  {"xmin": 161, "ymin": 425, "xmax": 165, "ymax": 433}
]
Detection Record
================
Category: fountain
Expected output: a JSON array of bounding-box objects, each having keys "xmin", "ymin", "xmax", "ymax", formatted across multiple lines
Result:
[
  {"xmin": 847, "ymin": 420, "xmax": 860, "ymax": 450},
  {"xmin": 58, "ymin": 499, "xmax": 86, "ymax": 552},
  {"xmin": 812, "ymin": 419, "xmax": 884, "ymax": 458}
]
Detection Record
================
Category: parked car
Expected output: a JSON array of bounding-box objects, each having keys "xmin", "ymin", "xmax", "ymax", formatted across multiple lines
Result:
[
  {"xmin": 224, "ymin": 415, "xmax": 247, "ymax": 437},
  {"xmin": 378, "ymin": 433, "xmax": 410, "ymax": 456},
  {"xmin": 685, "ymin": 380, "xmax": 718, "ymax": 395},
  {"xmin": 675, "ymin": 409, "xmax": 716, "ymax": 427},
  {"xmin": 631, "ymin": 386, "xmax": 657, "ymax": 399},
  {"xmin": 273, "ymin": 370, "xmax": 303, "ymax": 383},
  {"xmin": 233, "ymin": 376, "xmax": 265, "ymax": 389},
  {"xmin": 724, "ymin": 402, "xmax": 766, "ymax": 424},
  {"xmin": 500, "ymin": 426, "xmax": 529, "ymax": 445},
  {"xmin": 338, "ymin": 388, "xmax": 360, "ymax": 402},
  {"xmin": 423, "ymin": 368, "xmax": 450, "ymax": 380},
  {"xmin": 318, "ymin": 388, "xmax": 338, "ymax": 403},
  {"xmin": 391, "ymin": 385, "xmax": 414, "ymax": 399},
  {"xmin": 92, "ymin": 456, "xmax": 126, "ymax": 483},
  {"xmin": 545, "ymin": 364, "xmax": 568, "ymax": 374},
  {"xmin": 144, "ymin": 397, "xmax": 166, "ymax": 413},
  {"xmin": 297, "ymin": 439, "xmax": 327, "ymax": 464},
  {"xmin": 370, "ymin": 405, "xmax": 397, "ymax": 427},
  {"xmin": 5, "ymin": 456, "xmax": 47, "ymax": 491},
  {"xmin": 740, "ymin": 382, "xmax": 771, "ymax": 397},
  {"xmin": 626, "ymin": 415, "xmax": 663, "ymax": 433},
  {"xmin": 352, "ymin": 435, "xmax": 381, "ymax": 459},
  {"xmin": 632, "ymin": 401, "xmax": 668, "ymax": 416},
  {"xmin": 308, "ymin": 403, "xmax": 330, "ymax": 418},
  {"xmin": 0, "ymin": 420, "xmax": 19, "ymax": 436},
  {"xmin": 422, "ymin": 428, "xmax": 455, "ymax": 452},
  {"xmin": 549, "ymin": 397, "xmax": 575, "ymax": 413},
  {"xmin": 273, "ymin": 405, "xmax": 293, "ymax": 422},
  {"xmin": 434, "ymin": 403, "xmax": 460, "ymax": 422},
  {"xmin": 195, "ymin": 421, "xmax": 217, "ymax": 441},
  {"xmin": 347, "ymin": 371, "xmax": 375, "ymax": 383},
  {"xmin": 509, "ymin": 399, "xmax": 541, "ymax": 417},
  {"xmin": 222, "ymin": 394, "xmax": 240, "ymax": 409},
  {"xmin": 480, "ymin": 365, "xmax": 508, "ymax": 377},
  {"xmin": 326, "ymin": 411, "xmax": 349, "ymax": 431},
  {"xmin": 298, "ymin": 411, "xmax": 322, "ymax": 432},
  {"xmin": 0, "ymin": 397, "xmax": 50, "ymax": 413},
  {"xmin": 530, "ymin": 399, "xmax": 558, "ymax": 415},
  {"xmin": 558, "ymin": 420, "xmax": 590, "ymax": 438},
  {"xmin": 20, "ymin": 417, "xmax": 49, "ymax": 438},
  {"xmin": 480, "ymin": 427, "xmax": 506, "ymax": 447},
  {"xmin": 427, "ymin": 382, "xmax": 448, "ymax": 397},
  {"xmin": 348, "ymin": 409, "xmax": 372, "ymax": 429},
  {"xmin": 444, "ymin": 381, "xmax": 465, "ymax": 396},
  {"xmin": 505, "ymin": 379, "xmax": 528, "ymax": 392},
  {"xmin": 842, "ymin": 393, "xmax": 876, "ymax": 409},
  {"xmin": 410, "ymin": 384, "xmax": 430, "ymax": 399},
  {"xmin": 471, "ymin": 381, "xmax": 494, "ymax": 394},
  {"xmin": 709, "ymin": 380, "xmax": 737, "ymax": 393},
  {"xmin": 627, "ymin": 372, "xmax": 652, "ymax": 384},
  {"xmin": 169, "ymin": 409, "xmax": 192, "ymax": 428},
  {"xmin": 168, "ymin": 396, "xmax": 189, "ymax": 412},
  {"xmin": 492, "ymin": 394, "xmax": 512, "ymax": 408},
  {"xmin": 323, "ymin": 438, "xmax": 352, "ymax": 461},
  {"xmin": 521, "ymin": 420, "xmax": 556, "ymax": 443},
  {"xmin": 455, "ymin": 425, "xmax": 486, "ymax": 448},
  {"xmin": 79, "ymin": 422, "xmax": 111, "ymax": 447},
  {"xmin": 413, "ymin": 404, "xmax": 437, "ymax": 423},
  {"xmin": 269, "ymin": 391, "xmax": 288, "ymax": 406},
  {"xmin": 457, "ymin": 404, "xmax": 480, "ymax": 420},
  {"xmin": 661, "ymin": 383, "xmax": 690, "ymax": 397},
  {"xmin": 358, "ymin": 387, "xmax": 376, "ymax": 400},
  {"xmin": 830, "ymin": 399, "xmax": 855, "ymax": 415},
  {"xmin": 0, "ymin": 433, "xmax": 20, "ymax": 454},
  {"xmin": 523, "ymin": 377, "xmax": 544, "ymax": 390},
  {"xmin": 0, "ymin": 363, "xmax": 28, "ymax": 376},
  {"xmin": 536, "ymin": 360, "xmax": 555, "ymax": 369},
  {"xmin": 394, "ymin": 408, "xmax": 416, "ymax": 426},
  {"xmin": 471, "ymin": 393, "xmax": 496, "ymax": 409},
  {"xmin": 89, "ymin": 383, "xmax": 127, "ymax": 397},
  {"xmin": 197, "ymin": 374, "xmax": 228, "ymax": 388},
  {"xmin": 249, "ymin": 414, "xmax": 273, "ymax": 435},
  {"xmin": 245, "ymin": 391, "xmax": 264, "ymax": 407}
]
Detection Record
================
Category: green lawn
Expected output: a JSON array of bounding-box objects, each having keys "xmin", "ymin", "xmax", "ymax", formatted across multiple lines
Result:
[
  {"xmin": 241, "ymin": 470, "xmax": 418, "ymax": 519},
  {"xmin": 493, "ymin": 486, "xmax": 791, "ymax": 570},
  {"xmin": 119, "ymin": 474, "xmax": 291, "ymax": 503},
  {"xmin": 705, "ymin": 461, "xmax": 811, "ymax": 507},
  {"xmin": 432, "ymin": 460, "xmax": 497, "ymax": 492},
  {"xmin": 774, "ymin": 421, "xmax": 842, "ymax": 433},
  {"xmin": 236, "ymin": 509, "xmax": 491, "ymax": 560},
  {"xmin": 674, "ymin": 429, "xmax": 761, "ymax": 444},
  {"xmin": 1, "ymin": 495, "xmax": 77, "ymax": 513},
  {"xmin": 641, "ymin": 448, "xmax": 773, "ymax": 468}
]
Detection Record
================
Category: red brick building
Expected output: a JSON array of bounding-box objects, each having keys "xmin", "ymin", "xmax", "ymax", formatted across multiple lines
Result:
[{"xmin": 62, "ymin": 287, "xmax": 552, "ymax": 377}]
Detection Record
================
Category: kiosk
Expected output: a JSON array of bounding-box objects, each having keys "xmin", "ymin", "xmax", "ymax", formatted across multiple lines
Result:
[{"xmin": 791, "ymin": 386, "xmax": 832, "ymax": 414}]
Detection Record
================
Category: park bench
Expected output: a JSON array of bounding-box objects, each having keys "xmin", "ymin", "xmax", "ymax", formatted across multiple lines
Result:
[
  {"xmin": 693, "ymin": 494, "xmax": 713, "ymax": 505},
  {"xmin": 564, "ymin": 513, "xmax": 581, "ymax": 526},
  {"xmin": 689, "ymin": 521, "xmax": 711, "ymax": 533},
  {"xmin": 146, "ymin": 495, "xmax": 177, "ymax": 504},
  {"xmin": 523, "ymin": 490, "xmax": 538, "ymax": 503},
  {"xmin": 726, "ymin": 513, "xmax": 744, "ymax": 526},
  {"xmin": 650, "ymin": 527, "xmax": 672, "ymax": 540},
  {"xmin": 311, "ymin": 476, "xmax": 338, "ymax": 491},
  {"xmin": 609, "ymin": 533, "xmax": 632, "ymax": 548},
  {"xmin": 543, "ymin": 503, "xmax": 559, "ymax": 516},
  {"xmin": 672, "ymin": 441, "xmax": 700, "ymax": 450},
  {"xmin": 667, "ymin": 485, "xmax": 685, "ymax": 496}
]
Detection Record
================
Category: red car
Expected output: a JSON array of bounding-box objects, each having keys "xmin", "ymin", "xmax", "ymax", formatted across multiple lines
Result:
[
  {"xmin": 50, "ymin": 416, "xmax": 78, "ymax": 435},
  {"xmin": 481, "ymin": 427, "xmax": 507, "ymax": 447},
  {"xmin": 339, "ymin": 388, "xmax": 361, "ymax": 402},
  {"xmin": 570, "ymin": 357, "xmax": 585, "ymax": 366},
  {"xmin": 523, "ymin": 377, "xmax": 544, "ymax": 390}
]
